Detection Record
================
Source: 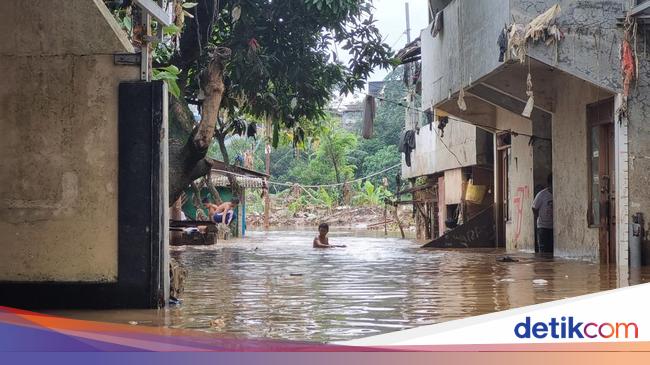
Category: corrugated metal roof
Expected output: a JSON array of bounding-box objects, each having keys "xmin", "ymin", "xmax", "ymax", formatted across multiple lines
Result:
[{"xmin": 211, "ymin": 175, "xmax": 265, "ymax": 188}]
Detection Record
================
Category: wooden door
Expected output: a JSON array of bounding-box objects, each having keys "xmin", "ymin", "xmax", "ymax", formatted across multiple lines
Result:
[
  {"xmin": 496, "ymin": 148, "xmax": 509, "ymax": 248},
  {"xmin": 588, "ymin": 99, "xmax": 616, "ymax": 264}
]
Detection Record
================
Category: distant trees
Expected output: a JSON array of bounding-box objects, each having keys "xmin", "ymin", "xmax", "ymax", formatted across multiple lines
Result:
[{"xmin": 152, "ymin": 0, "xmax": 394, "ymax": 204}]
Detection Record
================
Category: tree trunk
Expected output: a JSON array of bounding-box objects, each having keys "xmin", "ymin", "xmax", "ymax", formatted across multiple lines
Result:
[
  {"xmin": 168, "ymin": 49, "xmax": 230, "ymax": 204},
  {"xmin": 167, "ymin": 0, "xmax": 222, "ymax": 206}
]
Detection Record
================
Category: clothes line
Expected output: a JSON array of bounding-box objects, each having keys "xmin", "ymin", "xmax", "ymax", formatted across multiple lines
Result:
[
  {"xmin": 211, "ymin": 163, "xmax": 402, "ymax": 189},
  {"xmin": 370, "ymin": 94, "xmax": 552, "ymax": 142}
]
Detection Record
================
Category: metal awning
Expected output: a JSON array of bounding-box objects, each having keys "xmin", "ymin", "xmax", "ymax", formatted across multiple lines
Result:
[{"xmin": 210, "ymin": 175, "xmax": 265, "ymax": 188}]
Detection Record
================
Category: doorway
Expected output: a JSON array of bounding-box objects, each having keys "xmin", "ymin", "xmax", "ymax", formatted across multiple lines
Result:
[
  {"xmin": 587, "ymin": 98, "xmax": 616, "ymax": 265},
  {"xmin": 495, "ymin": 132, "xmax": 511, "ymax": 248}
]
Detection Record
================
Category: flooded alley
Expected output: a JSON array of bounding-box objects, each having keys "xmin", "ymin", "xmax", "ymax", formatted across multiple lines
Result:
[{"xmin": 49, "ymin": 230, "xmax": 648, "ymax": 343}]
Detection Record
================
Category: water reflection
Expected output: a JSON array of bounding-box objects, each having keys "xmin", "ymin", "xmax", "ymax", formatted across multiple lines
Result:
[{"xmin": 49, "ymin": 229, "xmax": 650, "ymax": 343}]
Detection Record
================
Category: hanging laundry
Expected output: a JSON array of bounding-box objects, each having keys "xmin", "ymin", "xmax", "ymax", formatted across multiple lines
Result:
[
  {"xmin": 525, "ymin": 4, "xmax": 561, "ymax": 42},
  {"xmin": 431, "ymin": 10, "xmax": 444, "ymax": 38},
  {"xmin": 497, "ymin": 26, "xmax": 508, "ymax": 62},
  {"xmin": 622, "ymin": 38, "xmax": 635, "ymax": 98},
  {"xmin": 522, "ymin": 72, "xmax": 534, "ymax": 118},
  {"xmin": 399, "ymin": 130, "xmax": 417, "ymax": 167},
  {"xmin": 438, "ymin": 116, "xmax": 449, "ymax": 138},
  {"xmin": 457, "ymin": 86, "xmax": 467, "ymax": 111},
  {"xmin": 246, "ymin": 121, "xmax": 257, "ymax": 139},
  {"xmin": 362, "ymin": 95, "xmax": 376, "ymax": 139},
  {"xmin": 425, "ymin": 109, "xmax": 434, "ymax": 125},
  {"xmin": 508, "ymin": 23, "xmax": 527, "ymax": 63}
]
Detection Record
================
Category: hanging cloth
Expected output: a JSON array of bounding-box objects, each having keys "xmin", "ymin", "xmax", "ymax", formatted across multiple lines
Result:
[
  {"xmin": 362, "ymin": 95, "xmax": 376, "ymax": 139},
  {"xmin": 522, "ymin": 72, "xmax": 534, "ymax": 118}
]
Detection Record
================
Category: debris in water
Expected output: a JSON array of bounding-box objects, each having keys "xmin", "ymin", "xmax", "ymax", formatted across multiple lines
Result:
[
  {"xmin": 289, "ymin": 273, "xmax": 304, "ymax": 277},
  {"xmin": 211, "ymin": 318, "xmax": 225, "ymax": 328},
  {"xmin": 532, "ymin": 279, "xmax": 548, "ymax": 285},
  {"xmin": 499, "ymin": 278, "xmax": 515, "ymax": 282},
  {"xmin": 497, "ymin": 256, "xmax": 519, "ymax": 262},
  {"xmin": 128, "ymin": 321, "xmax": 138, "ymax": 325}
]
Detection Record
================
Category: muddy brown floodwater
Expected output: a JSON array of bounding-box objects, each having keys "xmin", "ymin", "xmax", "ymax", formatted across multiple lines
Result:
[{"xmin": 49, "ymin": 229, "xmax": 650, "ymax": 343}]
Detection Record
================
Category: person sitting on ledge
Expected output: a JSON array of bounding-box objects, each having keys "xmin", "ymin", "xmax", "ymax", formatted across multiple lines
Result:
[{"xmin": 202, "ymin": 197, "xmax": 239, "ymax": 225}]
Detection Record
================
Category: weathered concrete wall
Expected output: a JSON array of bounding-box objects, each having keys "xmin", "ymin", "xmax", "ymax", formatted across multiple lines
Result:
[
  {"xmin": 0, "ymin": 0, "xmax": 132, "ymax": 57},
  {"xmin": 420, "ymin": 0, "xmax": 510, "ymax": 108},
  {"xmin": 627, "ymin": 27, "xmax": 650, "ymax": 255},
  {"xmin": 401, "ymin": 122, "xmax": 479, "ymax": 179},
  {"xmin": 552, "ymin": 74, "xmax": 605, "ymax": 260},
  {"xmin": 0, "ymin": 1, "xmax": 138, "ymax": 281},
  {"xmin": 422, "ymin": 0, "xmax": 624, "ymax": 107},
  {"xmin": 512, "ymin": 0, "xmax": 625, "ymax": 92},
  {"xmin": 495, "ymin": 109, "xmax": 536, "ymax": 252}
]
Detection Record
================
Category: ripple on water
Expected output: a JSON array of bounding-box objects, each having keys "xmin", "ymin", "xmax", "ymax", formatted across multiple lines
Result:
[
  {"xmin": 164, "ymin": 229, "xmax": 650, "ymax": 342},
  {"xmin": 44, "ymin": 229, "xmax": 650, "ymax": 343}
]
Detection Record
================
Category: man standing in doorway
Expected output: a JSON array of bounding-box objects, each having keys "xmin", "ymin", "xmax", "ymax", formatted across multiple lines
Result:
[{"xmin": 532, "ymin": 174, "xmax": 553, "ymax": 253}]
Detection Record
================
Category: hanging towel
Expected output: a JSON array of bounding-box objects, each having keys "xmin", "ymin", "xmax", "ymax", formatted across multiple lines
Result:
[
  {"xmin": 362, "ymin": 95, "xmax": 376, "ymax": 139},
  {"xmin": 399, "ymin": 130, "xmax": 417, "ymax": 167},
  {"xmin": 497, "ymin": 26, "xmax": 508, "ymax": 62}
]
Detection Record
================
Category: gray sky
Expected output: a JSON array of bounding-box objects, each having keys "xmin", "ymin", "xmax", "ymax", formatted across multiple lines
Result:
[
  {"xmin": 368, "ymin": 0, "xmax": 429, "ymax": 82},
  {"xmin": 333, "ymin": 0, "xmax": 429, "ymax": 106}
]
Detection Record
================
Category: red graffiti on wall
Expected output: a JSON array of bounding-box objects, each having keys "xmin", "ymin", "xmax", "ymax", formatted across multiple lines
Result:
[{"xmin": 512, "ymin": 186, "xmax": 530, "ymax": 242}]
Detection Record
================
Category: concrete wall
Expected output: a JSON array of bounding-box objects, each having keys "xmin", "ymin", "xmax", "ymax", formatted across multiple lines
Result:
[
  {"xmin": 628, "ymin": 37, "xmax": 650, "ymax": 260},
  {"xmin": 0, "ymin": 0, "xmax": 138, "ymax": 281},
  {"xmin": 511, "ymin": 0, "xmax": 625, "ymax": 92},
  {"xmin": 420, "ymin": 0, "xmax": 510, "ymax": 108},
  {"xmin": 421, "ymin": 0, "xmax": 624, "ymax": 108},
  {"xmin": 495, "ymin": 109, "xmax": 536, "ymax": 252},
  {"xmin": 552, "ymin": 74, "xmax": 605, "ymax": 259},
  {"xmin": 401, "ymin": 122, "xmax": 480, "ymax": 179}
]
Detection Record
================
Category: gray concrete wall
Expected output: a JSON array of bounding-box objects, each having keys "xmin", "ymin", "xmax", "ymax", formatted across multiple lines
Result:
[
  {"xmin": 495, "ymin": 109, "xmax": 536, "ymax": 252},
  {"xmin": 401, "ymin": 122, "xmax": 480, "ymax": 179},
  {"xmin": 628, "ymin": 49, "xmax": 650, "ymax": 256},
  {"xmin": 552, "ymin": 74, "xmax": 604, "ymax": 260},
  {"xmin": 0, "ymin": 1, "xmax": 138, "ymax": 281},
  {"xmin": 512, "ymin": 0, "xmax": 625, "ymax": 92},
  {"xmin": 421, "ymin": 0, "xmax": 624, "ymax": 107},
  {"xmin": 420, "ymin": 0, "xmax": 510, "ymax": 108}
]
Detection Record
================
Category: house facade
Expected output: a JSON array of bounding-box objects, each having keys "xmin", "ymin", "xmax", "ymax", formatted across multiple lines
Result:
[
  {"xmin": 417, "ymin": 0, "xmax": 650, "ymax": 269},
  {"xmin": 0, "ymin": 0, "xmax": 170, "ymax": 308}
]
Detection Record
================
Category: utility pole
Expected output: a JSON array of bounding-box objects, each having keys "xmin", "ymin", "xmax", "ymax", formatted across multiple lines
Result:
[
  {"xmin": 264, "ymin": 143, "xmax": 271, "ymax": 230},
  {"xmin": 405, "ymin": 2, "xmax": 411, "ymax": 43}
]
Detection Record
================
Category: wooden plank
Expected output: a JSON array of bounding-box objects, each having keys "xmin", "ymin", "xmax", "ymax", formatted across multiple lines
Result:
[
  {"xmin": 169, "ymin": 220, "xmax": 216, "ymax": 227},
  {"xmin": 133, "ymin": 0, "xmax": 171, "ymax": 26},
  {"xmin": 629, "ymin": 2, "xmax": 650, "ymax": 17},
  {"xmin": 422, "ymin": 205, "xmax": 495, "ymax": 248}
]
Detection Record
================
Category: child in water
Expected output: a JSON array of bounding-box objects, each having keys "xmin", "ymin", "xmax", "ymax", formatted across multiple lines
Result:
[{"xmin": 313, "ymin": 223, "xmax": 346, "ymax": 248}]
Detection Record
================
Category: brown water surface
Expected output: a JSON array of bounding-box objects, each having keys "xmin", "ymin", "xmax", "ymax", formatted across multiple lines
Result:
[{"xmin": 49, "ymin": 229, "xmax": 650, "ymax": 343}]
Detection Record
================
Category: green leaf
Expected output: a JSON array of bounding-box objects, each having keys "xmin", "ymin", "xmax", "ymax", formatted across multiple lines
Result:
[{"xmin": 163, "ymin": 24, "xmax": 182, "ymax": 36}]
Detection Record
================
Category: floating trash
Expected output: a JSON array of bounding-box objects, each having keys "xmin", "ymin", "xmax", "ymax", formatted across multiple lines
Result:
[
  {"xmin": 128, "ymin": 321, "xmax": 138, "ymax": 325},
  {"xmin": 532, "ymin": 279, "xmax": 549, "ymax": 285},
  {"xmin": 499, "ymin": 278, "xmax": 515, "ymax": 282}
]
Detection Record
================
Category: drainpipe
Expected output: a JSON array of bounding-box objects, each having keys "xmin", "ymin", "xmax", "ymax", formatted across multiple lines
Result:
[{"xmin": 630, "ymin": 213, "xmax": 643, "ymax": 268}]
